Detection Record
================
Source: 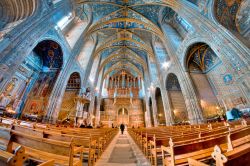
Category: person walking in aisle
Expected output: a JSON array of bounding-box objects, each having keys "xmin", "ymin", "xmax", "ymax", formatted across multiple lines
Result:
[{"xmin": 120, "ymin": 123, "xmax": 125, "ymax": 134}]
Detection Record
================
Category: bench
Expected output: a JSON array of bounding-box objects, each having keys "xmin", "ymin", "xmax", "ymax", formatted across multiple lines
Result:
[
  {"xmin": 9, "ymin": 130, "xmax": 84, "ymax": 166},
  {"xmin": 163, "ymin": 127, "xmax": 250, "ymax": 166},
  {"xmin": 0, "ymin": 146, "xmax": 27, "ymax": 166}
]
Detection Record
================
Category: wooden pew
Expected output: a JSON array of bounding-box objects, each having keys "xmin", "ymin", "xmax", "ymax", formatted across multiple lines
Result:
[
  {"xmin": 0, "ymin": 146, "xmax": 28, "ymax": 166},
  {"xmin": 8, "ymin": 130, "xmax": 84, "ymax": 166},
  {"xmin": 10, "ymin": 122, "xmax": 118, "ymax": 163},
  {"xmin": 43, "ymin": 130, "xmax": 97, "ymax": 166},
  {"xmin": 188, "ymin": 144, "xmax": 250, "ymax": 166},
  {"xmin": 162, "ymin": 127, "xmax": 250, "ymax": 166},
  {"xmin": 161, "ymin": 134, "xmax": 228, "ymax": 166},
  {"xmin": 37, "ymin": 160, "xmax": 55, "ymax": 166},
  {"xmin": 0, "ymin": 119, "xmax": 119, "ymax": 166}
]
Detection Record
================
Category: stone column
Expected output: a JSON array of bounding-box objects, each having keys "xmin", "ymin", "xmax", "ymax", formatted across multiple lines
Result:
[
  {"xmin": 122, "ymin": 74, "xmax": 125, "ymax": 88},
  {"xmin": 95, "ymin": 97, "xmax": 101, "ymax": 127},
  {"xmin": 111, "ymin": 77, "xmax": 113, "ymax": 88},
  {"xmin": 151, "ymin": 93, "xmax": 159, "ymax": 127}
]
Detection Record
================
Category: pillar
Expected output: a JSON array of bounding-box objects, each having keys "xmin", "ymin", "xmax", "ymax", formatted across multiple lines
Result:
[{"xmin": 151, "ymin": 94, "xmax": 159, "ymax": 127}]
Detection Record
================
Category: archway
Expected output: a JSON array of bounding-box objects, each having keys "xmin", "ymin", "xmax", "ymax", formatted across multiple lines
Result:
[
  {"xmin": 148, "ymin": 97, "xmax": 154, "ymax": 126},
  {"xmin": 155, "ymin": 87, "xmax": 166, "ymax": 125},
  {"xmin": 186, "ymin": 43, "xmax": 220, "ymax": 119},
  {"xmin": 117, "ymin": 108, "xmax": 129, "ymax": 126},
  {"xmin": 58, "ymin": 72, "xmax": 81, "ymax": 124},
  {"xmin": 20, "ymin": 40, "xmax": 63, "ymax": 122},
  {"xmin": 166, "ymin": 73, "xmax": 188, "ymax": 124}
]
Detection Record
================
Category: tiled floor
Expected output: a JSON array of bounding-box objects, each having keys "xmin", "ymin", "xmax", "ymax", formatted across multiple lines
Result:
[{"xmin": 95, "ymin": 131, "xmax": 151, "ymax": 166}]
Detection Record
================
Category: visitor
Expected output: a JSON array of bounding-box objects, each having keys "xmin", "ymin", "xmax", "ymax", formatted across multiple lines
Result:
[
  {"xmin": 226, "ymin": 109, "xmax": 234, "ymax": 122},
  {"xmin": 80, "ymin": 123, "xmax": 85, "ymax": 128},
  {"xmin": 231, "ymin": 107, "xmax": 242, "ymax": 120},
  {"xmin": 120, "ymin": 123, "xmax": 125, "ymax": 134},
  {"xmin": 87, "ymin": 124, "xmax": 93, "ymax": 128}
]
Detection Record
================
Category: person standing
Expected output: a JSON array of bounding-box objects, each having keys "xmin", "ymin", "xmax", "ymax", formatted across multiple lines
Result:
[{"xmin": 120, "ymin": 123, "xmax": 125, "ymax": 134}]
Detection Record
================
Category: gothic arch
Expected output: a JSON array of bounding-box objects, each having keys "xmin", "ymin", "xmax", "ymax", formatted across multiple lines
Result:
[
  {"xmin": 185, "ymin": 42, "xmax": 220, "ymax": 119},
  {"xmin": 166, "ymin": 73, "xmax": 188, "ymax": 124},
  {"xmin": 20, "ymin": 40, "xmax": 64, "ymax": 122},
  {"xmin": 117, "ymin": 107, "xmax": 129, "ymax": 123},
  {"xmin": 148, "ymin": 97, "xmax": 154, "ymax": 126},
  {"xmin": 58, "ymin": 72, "xmax": 81, "ymax": 123},
  {"xmin": 155, "ymin": 87, "xmax": 166, "ymax": 125}
]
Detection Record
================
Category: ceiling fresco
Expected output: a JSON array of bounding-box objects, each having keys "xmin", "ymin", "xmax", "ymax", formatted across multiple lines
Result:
[
  {"xmin": 76, "ymin": 0, "xmax": 179, "ymax": 80},
  {"xmin": 186, "ymin": 43, "xmax": 221, "ymax": 73}
]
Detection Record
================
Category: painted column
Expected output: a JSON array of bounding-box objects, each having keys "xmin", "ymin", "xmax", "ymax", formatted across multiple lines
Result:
[
  {"xmin": 151, "ymin": 92, "xmax": 159, "ymax": 127},
  {"xmin": 111, "ymin": 77, "xmax": 114, "ymax": 88}
]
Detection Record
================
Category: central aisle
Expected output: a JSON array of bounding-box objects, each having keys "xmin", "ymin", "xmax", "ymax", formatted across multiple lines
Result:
[{"xmin": 95, "ymin": 130, "xmax": 150, "ymax": 166}]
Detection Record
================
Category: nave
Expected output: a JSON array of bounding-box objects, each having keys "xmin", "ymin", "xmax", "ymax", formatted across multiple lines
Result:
[
  {"xmin": 0, "ymin": 0, "xmax": 250, "ymax": 165},
  {"xmin": 0, "ymin": 117, "xmax": 250, "ymax": 166},
  {"xmin": 95, "ymin": 130, "xmax": 150, "ymax": 166}
]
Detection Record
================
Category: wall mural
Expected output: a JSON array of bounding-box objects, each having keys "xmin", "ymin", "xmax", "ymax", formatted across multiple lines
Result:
[
  {"xmin": 166, "ymin": 74, "xmax": 188, "ymax": 123},
  {"xmin": 214, "ymin": 0, "xmax": 249, "ymax": 42},
  {"xmin": 187, "ymin": 0, "xmax": 199, "ymax": 5},
  {"xmin": 235, "ymin": 0, "xmax": 250, "ymax": 39},
  {"xmin": 21, "ymin": 40, "xmax": 63, "ymax": 122},
  {"xmin": 166, "ymin": 74, "xmax": 181, "ymax": 91},
  {"xmin": 162, "ymin": 7, "xmax": 191, "ymax": 38},
  {"xmin": 33, "ymin": 40, "xmax": 63, "ymax": 69},
  {"xmin": 77, "ymin": 39, "xmax": 95, "ymax": 69},
  {"xmin": 155, "ymin": 87, "xmax": 166, "ymax": 125},
  {"xmin": 58, "ymin": 72, "xmax": 81, "ymax": 124},
  {"xmin": 186, "ymin": 43, "xmax": 220, "ymax": 119},
  {"xmin": 154, "ymin": 41, "xmax": 169, "ymax": 63}
]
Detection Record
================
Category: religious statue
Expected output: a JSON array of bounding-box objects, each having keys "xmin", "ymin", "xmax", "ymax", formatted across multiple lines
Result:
[
  {"xmin": 5, "ymin": 78, "xmax": 17, "ymax": 95},
  {"xmin": 0, "ymin": 92, "xmax": 12, "ymax": 111}
]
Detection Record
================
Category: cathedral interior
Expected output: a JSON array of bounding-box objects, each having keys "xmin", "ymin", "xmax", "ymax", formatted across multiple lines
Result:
[{"xmin": 0, "ymin": 0, "xmax": 249, "ymax": 166}]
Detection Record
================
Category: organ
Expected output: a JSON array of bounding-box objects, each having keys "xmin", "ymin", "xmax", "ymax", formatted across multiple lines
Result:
[{"xmin": 106, "ymin": 70, "xmax": 141, "ymax": 98}]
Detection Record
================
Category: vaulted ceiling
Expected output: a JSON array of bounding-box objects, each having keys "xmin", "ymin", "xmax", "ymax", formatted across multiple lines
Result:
[{"xmin": 76, "ymin": 0, "xmax": 173, "ymax": 78}]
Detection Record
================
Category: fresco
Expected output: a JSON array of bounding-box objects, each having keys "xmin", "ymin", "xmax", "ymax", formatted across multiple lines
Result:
[
  {"xmin": 34, "ymin": 40, "xmax": 63, "ymax": 69},
  {"xmin": 58, "ymin": 72, "xmax": 81, "ymax": 122},
  {"xmin": 236, "ymin": 0, "xmax": 250, "ymax": 38},
  {"xmin": 154, "ymin": 41, "xmax": 169, "ymax": 63},
  {"xmin": 22, "ymin": 71, "xmax": 59, "ymax": 120},
  {"xmin": 186, "ymin": 43, "xmax": 221, "ymax": 73},
  {"xmin": 77, "ymin": 39, "xmax": 95, "ymax": 69},
  {"xmin": 21, "ymin": 40, "xmax": 63, "ymax": 121},
  {"xmin": 214, "ymin": 0, "xmax": 249, "ymax": 42},
  {"xmin": 131, "ymin": 5, "xmax": 162, "ymax": 25},
  {"xmin": 166, "ymin": 74, "xmax": 181, "ymax": 91},
  {"xmin": 223, "ymin": 74, "xmax": 233, "ymax": 84},
  {"xmin": 187, "ymin": 0, "xmax": 199, "ymax": 5}
]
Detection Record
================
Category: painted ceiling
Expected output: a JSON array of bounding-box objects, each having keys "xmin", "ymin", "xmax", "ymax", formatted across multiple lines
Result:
[{"xmin": 76, "ymin": 0, "xmax": 176, "ymax": 79}]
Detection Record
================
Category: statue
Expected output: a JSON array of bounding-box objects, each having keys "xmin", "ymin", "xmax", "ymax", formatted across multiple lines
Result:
[
  {"xmin": 0, "ymin": 92, "xmax": 12, "ymax": 111},
  {"xmin": 5, "ymin": 78, "xmax": 17, "ymax": 95}
]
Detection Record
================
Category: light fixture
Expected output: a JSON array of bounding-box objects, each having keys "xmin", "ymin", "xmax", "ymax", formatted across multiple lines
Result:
[
  {"xmin": 162, "ymin": 61, "xmax": 171, "ymax": 69},
  {"xmin": 89, "ymin": 77, "xmax": 94, "ymax": 83}
]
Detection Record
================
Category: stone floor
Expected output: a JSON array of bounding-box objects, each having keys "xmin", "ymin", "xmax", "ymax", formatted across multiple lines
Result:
[{"xmin": 95, "ymin": 130, "xmax": 151, "ymax": 166}]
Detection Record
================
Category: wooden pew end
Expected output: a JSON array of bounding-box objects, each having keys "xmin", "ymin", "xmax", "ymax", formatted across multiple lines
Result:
[{"xmin": 211, "ymin": 145, "xmax": 228, "ymax": 166}]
